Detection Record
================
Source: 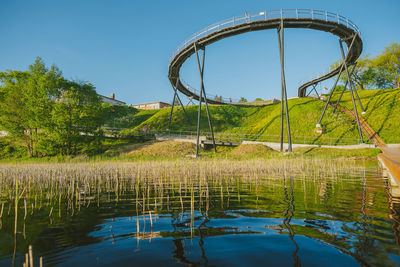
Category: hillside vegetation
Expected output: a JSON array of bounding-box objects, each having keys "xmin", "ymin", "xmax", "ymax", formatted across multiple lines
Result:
[
  {"xmin": 124, "ymin": 89, "xmax": 399, "ymax": 144},
  {"xmin": 330, "ymin": 88, "xmax": 400, "ymax": 143},
  {"xmin": 124, "ymin": 98, "xmax": 361, "ymax": 145}
]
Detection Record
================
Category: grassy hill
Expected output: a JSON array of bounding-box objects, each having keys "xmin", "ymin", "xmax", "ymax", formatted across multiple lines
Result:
[
  {"xmin": 124, "ymin": 89, "xmax": 399, "ymax": 144},
  {"xmin": 330, "ymin": 88, "xmax": 400, "ymax": 143}
]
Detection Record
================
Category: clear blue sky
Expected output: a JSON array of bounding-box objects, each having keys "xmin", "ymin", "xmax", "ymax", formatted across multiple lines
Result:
[{"xmin": 1, "ymin": 0, "xmax": 399, "ymax": 105}]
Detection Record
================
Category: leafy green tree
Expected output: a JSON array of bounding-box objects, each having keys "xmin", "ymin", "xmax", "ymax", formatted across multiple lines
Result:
[
  {"xmin": 373, "ymin": 42, "xmax": 400, "ymax": 88},
  {"xmin": 0, "ymin": 58, "xmax": 108, "ymax": 157},
  {"xmin": 0, "ymin": 58, "xmax": 62, "ymax": 157},
  {"xmin": 46, "ymin": 81, "xmax": 104, "ymax": 155},
  {"xmin": 330, "ymin": 57, "xmax": 377, "ymax": 90},
  {"xmin": 254, "ymin": 98, "xmax": 263, "ymax": 101},
  {"xmin": 239, "ymin": 97, "xmax": 247, "ymax": 103}
]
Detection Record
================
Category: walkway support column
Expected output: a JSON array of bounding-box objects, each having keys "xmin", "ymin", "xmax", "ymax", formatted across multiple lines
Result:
[
  {"xmin": 168, "ymin": 76, "xmax": 191, "ymax": 130},
  {"xmin": 339, "ymin": 40, "xmax": 364, "ymax": 143},
  {"xmin": 277, "ymin": 20, "xmax": 292, "ymax": 152},
  {"xmin": 333, "ymin": 63, "xmax": 356, "ymax": 113},
  {"xmin": 332, "ymin": 63, "xmax": 366, "ymax": 114},
  {"xmin": 317, "ymin": 34, "xmax": 357, "ymax": 126},
  {"xmin": 194, "ymin": 43, "xmax": 217, "ymax": 157},
  {"xmin": 306, "ymin": 83, "xmax": 320, "ymax": 99}
]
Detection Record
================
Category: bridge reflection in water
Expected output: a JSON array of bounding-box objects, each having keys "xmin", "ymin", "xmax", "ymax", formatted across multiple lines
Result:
[{"xmin": 0, "ymin": 163, "xmax": 399, "ymax": 266}]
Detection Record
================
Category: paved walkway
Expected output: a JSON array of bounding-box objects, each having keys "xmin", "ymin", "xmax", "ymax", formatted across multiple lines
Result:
[{"xmin": 379, "ymin": 147, "xmax": 400, "ymax": 186}]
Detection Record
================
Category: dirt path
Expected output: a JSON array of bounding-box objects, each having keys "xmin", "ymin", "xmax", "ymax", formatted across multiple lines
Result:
[{"xmin": 326, "ymin": 100, "xmax": 400, "ymax": 184}]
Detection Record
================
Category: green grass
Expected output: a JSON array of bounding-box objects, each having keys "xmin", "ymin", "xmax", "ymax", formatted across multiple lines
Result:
[
  {"xmin": 330, "ymin": 88, "xmax": 400, "ymax": 143},
  {"xmin": 124, "ymin": 98, "xmax": 361, "ymax": 145},
  {"xmin": 293, "ymin": 146, "xmax": 381, "ymax": 159},
  {"xmin": 0, "ymin": 140, "xmax": 380, "ymax": 163},
  {"xmin": 2, "ymin": 89, "xmax": 397, "ymax": 161},
  {"xmin": 125, "ymin": 89, "xmax": 400, "ymax": 144}
]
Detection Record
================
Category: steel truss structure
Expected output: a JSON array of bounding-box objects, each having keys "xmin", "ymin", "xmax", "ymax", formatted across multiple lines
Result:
[
  {"xmin": 317, "ymin": 36, "xmax": 366, "ymax": 143},
  {"xmin": 167, "ymin": 9, "xmax": 364, "ymax": 155}
]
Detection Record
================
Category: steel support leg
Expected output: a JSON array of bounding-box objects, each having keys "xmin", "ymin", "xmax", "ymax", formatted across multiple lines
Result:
[
  {"xmin": 168, "ymin": 77, "xmax": 191, "ymax": 129},
  {"xmin": 187, "ymin": 97, "xmax": 195, "ymax": 106},
  {"xmin": 317, "ymin": 34, "xmax": 357, "ymax": 126},
  {"xmin": 306, "ymin": 84, "xmax": 320, "ymax": 99},
  {"xmin": 306, "ymin": 84, "xmax": 315, "ymax": 97},
  {"xmin": 332, "ymin": 80, "xmax": 348, "ymax": 113},
  {"xmin": 278, "ymin": 21, "xmax": 292, "ymax": 152},
  {"xmin": 333, "ymin": 64, "xmax": 356, "ymax": 113},
  {"xmin": 168, "ymin": 78, "xmax": 179, "ymax": 130},
  {"xmin": 339, "ymin": 40, "xmax": 364, "ymax": 143},
  {"xmin": 306, "ymin": 84, "xmax": 315, "ymax": 96},
  {"xmin": 278, "ymin": 28, "xmax": 284, "ymax": 152},
  {"xmin": 195, "ymin": 72, "xmax": 203, "ymax": 157},
  {"xmin": 174, "ymin": 84, "xmax": 190, "ymax": 122},
  {"xmin": 195, "ymin": 45, "xmax": 217, "ymax": 153},
  {"xmin": 351, "ymin": 71, "xmax": 366, "ymax": 114}
]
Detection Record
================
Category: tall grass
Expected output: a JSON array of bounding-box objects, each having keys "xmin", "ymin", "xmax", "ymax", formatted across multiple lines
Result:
[
  {"xmin": 0, "ymin": 158, "xmax": 371, "ymax": 213},
  {"xmin": 0, "ymin": 158, "xmax": 379, "ymax": 265}
]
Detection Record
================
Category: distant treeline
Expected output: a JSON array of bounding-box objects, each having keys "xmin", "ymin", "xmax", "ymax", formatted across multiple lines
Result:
[{"xmin": 0, "ymin": 57, "xmax": 135, "ymax": 157}]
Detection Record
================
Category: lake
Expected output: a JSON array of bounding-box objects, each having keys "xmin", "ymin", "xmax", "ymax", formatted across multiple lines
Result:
[{"xmin": 0, "ymin": 160, "xmax": 399, "ymax": 266}]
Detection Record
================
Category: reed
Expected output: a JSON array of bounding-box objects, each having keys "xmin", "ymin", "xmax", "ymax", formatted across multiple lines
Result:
[
  {"xmin": 0, "ymin": 158, "xmax": 371, "ymax": 220},
  {"xmin": 0, "ymin": 157, "xmax": 376, "ymax": 265}
]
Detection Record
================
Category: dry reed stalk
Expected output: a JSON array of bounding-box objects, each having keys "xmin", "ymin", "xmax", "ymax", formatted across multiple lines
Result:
[
  {"xmin": 149, "ymin": 211, "xmax": 153, "ymax": 228},
  {"xmin": 29, "ymin": 245, "xmax": 33, "ymax": 267}
]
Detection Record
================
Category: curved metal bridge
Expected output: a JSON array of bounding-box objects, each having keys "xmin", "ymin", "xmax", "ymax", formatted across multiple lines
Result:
[
  {"xmin": 167, "ymin": 9, "xmax": 365, "ymax": 156},
  {"xmin": 168, "ymin": 9, "xmax": 363, "ymax": 104}
]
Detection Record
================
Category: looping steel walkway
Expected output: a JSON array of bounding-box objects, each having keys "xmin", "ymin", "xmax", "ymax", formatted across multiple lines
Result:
[{"xmin": 168, "ymin": 9, "xmax": 363, "ymax": 104}]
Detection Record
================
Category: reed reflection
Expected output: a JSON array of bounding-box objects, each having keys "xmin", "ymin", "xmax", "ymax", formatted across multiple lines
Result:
[
  {"xmin": 283, "ymin": 177, "xmax": 300, "ymax": 267},
  {"xmin": 0, "ymin": 161, "xmax": 397, "ymax": 266}
]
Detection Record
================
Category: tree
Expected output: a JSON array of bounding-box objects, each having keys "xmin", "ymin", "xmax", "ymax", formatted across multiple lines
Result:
[
  {"xmin": 254, "ymin": 98, "xmax": 263, "ymax": 101},
  {"xmin": 239, "ymin": 97, "xmax": 247, "ymax": 103},
  {"xmin": 330, "ymin": 57, "xmax": 377, "ymax": 90},
  {"xmin": 373, "ymin": 42, "xmax": 400, "ymax": 88},
  {"xmin": 0, "ymin": 58, "xmax": 107, "ymax": 157},
  {"xmin": 0, "ymin": 58, "xmax": 62, "ymax": 157},
  {"xmin": 46, "ymin": 81, "xmax": 104, "ymax": 155}
]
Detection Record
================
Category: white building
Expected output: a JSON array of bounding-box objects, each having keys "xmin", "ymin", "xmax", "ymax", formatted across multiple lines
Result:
[
  {"xmin": 99, "ymin": 93, "xmax": 126, "ymax": 105},
  {"xmin": 131, "ymin": 102, "xmax": 171, "ymax": 110}
]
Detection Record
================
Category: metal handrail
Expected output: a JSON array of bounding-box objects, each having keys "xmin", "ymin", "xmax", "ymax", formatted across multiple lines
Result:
[
  {"xmin": 110, "ymin": 128, "xmax": 369, "ymax": 146},
  {"xmin": 169, "ymin": 9, "xmax": 361, "ymax": 104},
  {"xmin": 180, "ymin": 78, "xmax": 241, "ymax": 104},
  {"xmin": 170, "ymin": 9, "xmax": 361, "ymax": 64}
]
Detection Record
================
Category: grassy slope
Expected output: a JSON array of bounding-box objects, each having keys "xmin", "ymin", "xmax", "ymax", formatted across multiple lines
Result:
[
  {"xmin": 129, "ymin": 109, "xmax": 159, "ymax": 126},
  {"xmin": 127, "ymin": 89, "xmax": 400, "ymax": 144},
  {"xmin": 129, "ymin": 98, "xmax": 361, "ymax": 145},
  {"xmin": 330, "ymin": 88, "xmax": 400, "ymax": 143}
]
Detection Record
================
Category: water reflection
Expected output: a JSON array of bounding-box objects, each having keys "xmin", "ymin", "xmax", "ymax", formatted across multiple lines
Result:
[
  {"xmin": 0, "ymin": 163, "xmax": 399, "ymax": 266},
  {"xmin": 385, "ymin": 177, "xmax": 400, "ymax": 253},
  {"xmin": 283, "ymin": 177, "xmax": 300, "ymax": 266}
]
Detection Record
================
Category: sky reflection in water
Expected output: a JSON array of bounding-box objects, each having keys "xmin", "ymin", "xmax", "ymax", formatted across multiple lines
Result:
[{"xmin": 0, "ymin": 162, "xmax": 399, "ymax": 266}]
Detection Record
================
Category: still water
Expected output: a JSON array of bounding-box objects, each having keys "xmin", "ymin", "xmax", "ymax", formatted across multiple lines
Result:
[{"xmin": 0, "ymin": 161, "xmax": 399, "ymax": 266}]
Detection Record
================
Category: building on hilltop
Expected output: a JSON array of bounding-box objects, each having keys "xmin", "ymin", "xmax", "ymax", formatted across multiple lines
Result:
[
  {"xmin": 99, "ymin": 93, "xmax": 126, "ymax": 105},
  {"xmin": 131, "ymin": 102, "xmax": 171, "ymax": 110}
]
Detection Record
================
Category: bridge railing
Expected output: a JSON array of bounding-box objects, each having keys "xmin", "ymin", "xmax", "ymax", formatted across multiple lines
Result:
[
  {"xmin": 170, "ymin": 9, "xmax": 361, "ymax": 104},
  {"xmin": 108, "ymin": 128, "xmax": 368, "ymax": 146},
  {"xmin": 180, "ymin": 79, "xmax": 241, "ymax": 104},
  {"xmin": 170, "ymin": 9, "xmax": 361, "ymax": 64}
]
